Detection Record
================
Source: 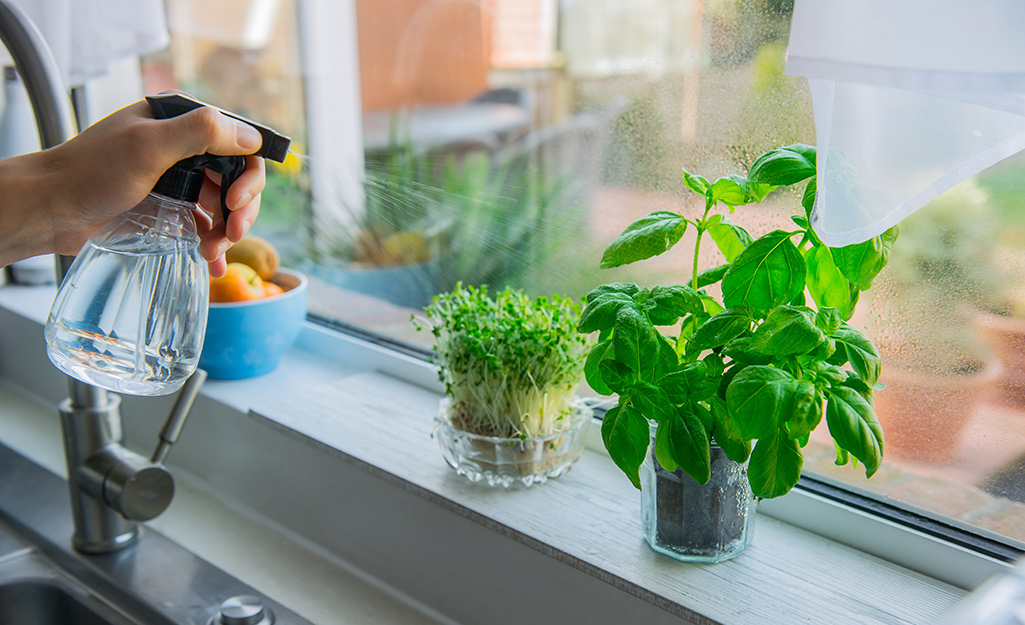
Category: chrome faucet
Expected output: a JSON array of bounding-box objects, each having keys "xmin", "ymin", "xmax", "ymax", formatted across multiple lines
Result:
[{"xmin": 0, "ymin": 0, "xmax": 200, "ymax": 554}]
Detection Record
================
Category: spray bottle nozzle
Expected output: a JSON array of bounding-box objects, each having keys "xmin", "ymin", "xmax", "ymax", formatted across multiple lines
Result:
[{"xmin": 145, "ymin": 94, "xmax": 291, "ymax": 224}]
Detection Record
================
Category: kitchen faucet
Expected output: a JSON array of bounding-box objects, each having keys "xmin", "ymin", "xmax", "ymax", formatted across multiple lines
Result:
[{"xmin": 0, "ymin": 0, "xmax": 201, "ymax": 554}]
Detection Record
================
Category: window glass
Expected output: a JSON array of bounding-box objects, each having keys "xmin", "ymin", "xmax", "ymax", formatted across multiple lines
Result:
[{"xmin": 148, "ymin": 0, "xmax": 1025, "ymax": 550}]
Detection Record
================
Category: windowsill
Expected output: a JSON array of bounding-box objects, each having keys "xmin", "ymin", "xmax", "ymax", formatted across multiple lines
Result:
[{"xmin": 0, "ymin": 283, "xmax": 972, "ymax": 624}]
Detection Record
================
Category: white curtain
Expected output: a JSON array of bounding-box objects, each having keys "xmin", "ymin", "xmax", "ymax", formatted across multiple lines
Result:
[
  {"xmin": 2, "ymin": 0, "xmax": 168, "ymax": 86},
  {"xmin": 786, "ymin": 0, "xmax": 1025, "ymax": 246}
]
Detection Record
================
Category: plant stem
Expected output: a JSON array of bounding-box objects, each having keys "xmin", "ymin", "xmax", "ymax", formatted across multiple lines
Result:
[{"xmin": 691, "ymin": 204, "xmax": 714, "ymax": 291}]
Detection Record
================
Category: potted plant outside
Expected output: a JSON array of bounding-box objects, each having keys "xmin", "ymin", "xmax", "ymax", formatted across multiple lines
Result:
[
  {"xmin": 579, "ymin": 145, "xmax": 895, "ymax": 561},
  {"xmin": 417, "ymin": 284, "xmax": 593, "ymax": 487}
]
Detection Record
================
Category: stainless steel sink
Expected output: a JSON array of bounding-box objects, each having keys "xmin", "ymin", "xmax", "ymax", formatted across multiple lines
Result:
[{"xmin": 0, "ymin": 441, "xmax": 313, "ymax": 625}]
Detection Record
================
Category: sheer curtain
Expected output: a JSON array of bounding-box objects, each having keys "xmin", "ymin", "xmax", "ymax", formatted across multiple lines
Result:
[{"xmin": 786, "ymin": 0, "xmax": 1025, "ymax": 246}]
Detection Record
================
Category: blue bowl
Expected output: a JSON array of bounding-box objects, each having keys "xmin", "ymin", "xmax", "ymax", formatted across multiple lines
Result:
[{"xmin": 200, "ymin": 267, "xmax": 308, "ymax": 380}]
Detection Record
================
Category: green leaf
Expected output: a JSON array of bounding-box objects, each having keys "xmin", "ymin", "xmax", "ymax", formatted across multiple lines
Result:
[
  {"xmin": 601, "ymin": 211, "xmax": 688, "ymax": 269},
  {"xmin": 696, "ymin": 264, "xmax": 729, "ymax": 288},
  {"xmin": 613, "ymin": 306, "xmax": 661, "ymax": 381},
  {"xmin": 660, "ymin": 361, "xmax": 717, "ymax": 404},
  {"xmin": 787, "ymin": 380, "xmax": 823, "ymax": 439},
  {"xmin": 749, "ymin": 306, "xmax": 826, "ymax": 357},
  {"xmin": 726, "ymin": 365, "xmax": 797, "ymax": 440},
  {"xmin": 601, "ymin": 403, "xmax": 650, "ymax": 489},
  {"xmin": 749, "ymin": 428, "xmax": 804, "ymax": 499},
  {"xmin": 644, "ymin": 284, "xmax": 704, "ymax": 325},
  {"xmin": 834, "ymin": 441, "xmax": 850, "ymax": 467},
  {"xmin": 802, "ymin": 177, "xmax": 817, "ymax": 218},
  {"xmin": 722, "ymin": 336, "xmax": 775, "ymax": 365},
  {"xmin": 654, "ymin": 420, "xmax": 678, "ymax": 473},
  {"xmin": 661, "ymin": 407, "xmax": 712, "ymax": 485},
  {"xmin": 599, "ymin": 359, "xmax": 634, "ymax": 394},
  {"xmin": 708, "ymin": 175, "xmax": 748, "ymax": 207},
  {"xmin": 722, "ymin": 230, "xmax": 806, "ymax": 313},
  {"xmin": 826, "ymin": 386, "xmax": 884, "ymax": 478},
  {"xmin": 711, "ymin": 397, "xmax": 752, "ymax": 463},
  {"xmin": 815, "ymin": 307, "xmax": 842, "ymax": 336},
  {"xmin": 586, "ymin": 282, "xmax": 640, "ymax": 303},
  {"xmin": 686, "ymin": 307, "xmax": 753, "ymax": 353},
  {"xmin": 578, "ymin": 292, "xmax": 637, "ymax": 333},
  {"xmin": 584, "ymin": 340, "xmax": 615, "ymax": 395},
  {"xmin": 831, "ymin": 324, "xmax": 881, "ymax": 387},
  {"xmin": 708, "ymin": 218, "xmax": 754, "ymax": 262},
  {"xmin": 830, "ymin": 225, "xmax": 899, "ymax": 291},
  {"xmin": 805, "ymin": 245, "xmax": 855, "ymax": 320},
  {"xmin": 655, "ymin": 333, "xmax": 679, "ymax": 379},
  {"xmin": 632, "ymin": 383, "xmax": 678, "ymax": 423},
  {"xmin": 682, "ymin": 168, "xmax": 710, "ymax": 195},
  {"xmin": 748, "ymin": 144, "xmax": 816, "ymax": 186}
]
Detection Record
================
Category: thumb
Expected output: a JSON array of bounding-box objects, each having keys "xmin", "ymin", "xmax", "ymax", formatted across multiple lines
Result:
[{"xmin": 159, "ymin": 106, "xmax": 263, "ymax": 161}]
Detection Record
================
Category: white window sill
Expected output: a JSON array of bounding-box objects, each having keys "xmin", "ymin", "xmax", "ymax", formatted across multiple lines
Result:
[{"xmin": 0, "ymin": 284, "xmax": 977, "ymax": 624}]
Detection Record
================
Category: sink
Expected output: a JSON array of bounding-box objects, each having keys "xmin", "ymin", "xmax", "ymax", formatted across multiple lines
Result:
[
  {"xmin": 0, "ymin": 441, "xmax": 314, "ymax": 625},
  {"xmin": 0, "ymin": 548, "xmax": 139, "ymax": 625},
  {"xmin": 0, "ymin": 580, "xmax": 136, "ymax": 625}
]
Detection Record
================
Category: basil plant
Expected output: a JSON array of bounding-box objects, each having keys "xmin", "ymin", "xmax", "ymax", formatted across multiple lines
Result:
[{"xmin": 579, "ymin": 145, "xmax": 898, "ymax": 499}]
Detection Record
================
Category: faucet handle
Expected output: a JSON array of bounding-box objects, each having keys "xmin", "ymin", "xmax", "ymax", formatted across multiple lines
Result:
[{"xmin": 152, "ymin": 368, "xmax": 207, "ymax": 464}]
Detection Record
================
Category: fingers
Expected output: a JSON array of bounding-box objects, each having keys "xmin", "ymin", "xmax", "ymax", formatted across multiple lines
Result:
[
  {"xmin": 197, "ymin": 156, "xmax": 264, "ymax": 241},
  {"xmin": 158, "ymin": 106, "xmax": 263, "ymax": 162}
]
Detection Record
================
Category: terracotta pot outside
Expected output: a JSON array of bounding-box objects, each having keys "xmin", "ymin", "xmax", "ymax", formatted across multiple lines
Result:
[
  {"xmin": 974, "ymin": 310, "xmax": 1025, "ymax": 404},
  {"xmin": 874, "ymin": 362, "xmax": 998, "ymax": 462}
]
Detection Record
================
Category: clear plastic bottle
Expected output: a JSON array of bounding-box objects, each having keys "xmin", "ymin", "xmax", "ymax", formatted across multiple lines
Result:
[
  {"xmin": 45, "ymin": 193, "xmax": 208, "ymax": 396},
  {"xmin": 43, "ymin": 93, "xmax": 290, "ymax": 396}
]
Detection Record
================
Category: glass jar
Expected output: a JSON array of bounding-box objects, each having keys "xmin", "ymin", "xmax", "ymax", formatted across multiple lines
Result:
[
  {"xmin": 433, "ymin": 398, "xmax": 593, "ymax": 488},
  {"xmin": 640, "ymin": 423, "xmax": 756, "ymax": 562}
]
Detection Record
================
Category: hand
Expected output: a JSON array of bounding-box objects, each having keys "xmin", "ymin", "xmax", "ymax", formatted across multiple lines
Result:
[{"xmin": 22, "ymin": 95, "xmax": 265, "ymax": 276}]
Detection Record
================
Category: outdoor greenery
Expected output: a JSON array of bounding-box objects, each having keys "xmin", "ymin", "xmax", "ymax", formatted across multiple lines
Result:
[
  {"xmin": 417, "ymin": 284, "xmax": 590, "ymax": 439},
  {"xmin": 578, "ymin": 145, "xmax": 897, "ymax": 499}
]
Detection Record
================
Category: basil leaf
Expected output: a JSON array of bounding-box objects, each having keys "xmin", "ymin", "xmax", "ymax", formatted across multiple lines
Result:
[
  {"xmin": 632, "ymin": 383, "xmax": 677, "ymax": 423},
  {"xmin": 831, "ymin": 324, "xmax": 881, "ymax": 387},
  {"xmin": 725, "ymin": 365, "xmax": 797, "ymax": 440},
  {"xmin": 660, "ymin": 361, "xmax": 717, "ymax": 404},
  {"xmin": 584, "ymin": 339, "xmax": 615, "ymax": 395},
  {"xmin": 578, "ymin": 292, "xmax": 637, "ymax": 333},
  {"xmin": 601, "ymin": 403, "xmax": 650, "ymax": 489},
  {"xmin": 686, "ymin": 307, "xmax": 753, "ymax": 353},
  {"xmin": 787, "ymin": 380, "xmax": 823, "ymax": 439},
  {"xmin": 708, "ymin": 175, "xmax": 748, "ymax": 207},
  {"xmin": 696, "ymin": 263, "xmax": 729, "ymax": 288},
  {"xmin": 825, "ymin": 386, "xmax": 884, "ymax": 478},
  {"xmin": 600, "ymin": 211, "xmax": 687, "ymax": 269},
  {"xmin": 599, "ymin": 359, "xmax": 634, "ymax": 394},
  {"xmin": 749, "ymin": 428, "xmax": 804, "ymax": 499},
  {"xmin": 722, "ymin": 336, "xmax": 775, "ymax": 365},
  {"xmin": 655, "ymin": 333, "xmax": 679, "ymax": 379},
  {"xmin": 749, "ymin": 306, "xmax": 826, "ymax": 357},
  {"xmin": 805, "ymin": 245, "xmax": 855, "ymax": 320},
  {"xmin": 830, "ymin": 225, "xmax": 899, "ymax": 291},
  {"xmin": 613, "ymin": 306, "xmax": 661, "ymax": 381},
  {"xmin": 815, "ymin": 307, "xmax": 842, "ymax": 336},
  {"xmin": 586, "ymin": 282, "xmax": 640, "ymax": 303},
  {"xmin": 802, "ymin": 176, "xmax": 817, "ymax": 218},
  {"xmin": 722, "ymin": 230, "xmax": 806, "ymax": 313},
  {"xmin": 682, "ymin": 167, "xmax": 710, "ymax": 195},
  {"xmin": 644, "ymin": 284, "xmax": 704, "ymax": 325},
  {"xmin": 661, "ymin": 406, "xmax": 711, "ymax": 485},
  {"xmin": 748, "ymin": 144, "xmax": 816, "ymax": 186},
  {"xmin": 711, "ymin": 396, "xmax": 752, "ymax": 463},
  {"xmin": 709, "ymin": 217, "xmax": 754, "ymax": 262}
]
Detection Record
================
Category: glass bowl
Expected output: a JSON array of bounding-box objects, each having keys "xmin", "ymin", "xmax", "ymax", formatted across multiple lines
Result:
[{"xmin": 433, "ymin": 398, "xmax": 593, "ymax": 488}]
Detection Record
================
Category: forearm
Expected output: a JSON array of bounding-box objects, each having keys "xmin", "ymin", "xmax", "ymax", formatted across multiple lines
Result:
[{"xmin": 0, "ymin": 150, "xmax": 66, "ymax": 267}]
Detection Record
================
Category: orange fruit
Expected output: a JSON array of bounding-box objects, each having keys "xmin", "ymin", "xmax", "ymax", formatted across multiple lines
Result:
[
  {"xmin": 263, "ymin": 280, "xmax": 285, "ymax": 298},
  {"xmin": 210, "ymin": 262, "xmax": 265, "ymax": 302}
]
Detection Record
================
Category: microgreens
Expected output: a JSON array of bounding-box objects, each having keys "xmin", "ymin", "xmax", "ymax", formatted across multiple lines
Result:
[
  {"xmin": 580, "ymin": 145, "xmax": 898, "ymax": 498},
  {"xmin": 418, "ymin": 284, "xmax": 590, "ymax": 439}
]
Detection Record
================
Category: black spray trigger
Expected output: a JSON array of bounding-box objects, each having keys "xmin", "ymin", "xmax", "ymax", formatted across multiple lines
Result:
[{"xmin": 196, "ymin": 155, "xmax": 246, "ymax": 226}]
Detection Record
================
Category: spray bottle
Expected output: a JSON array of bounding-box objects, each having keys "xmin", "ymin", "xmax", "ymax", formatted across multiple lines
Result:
[{"xmin": 44, "ymin": 94, "xmax": 291, "ymax": 396}]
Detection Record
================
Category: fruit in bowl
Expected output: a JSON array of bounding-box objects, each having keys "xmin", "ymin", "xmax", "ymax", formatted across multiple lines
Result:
[{"xmin": 200, "ymin": 238, "xmax": 307, "ymax": 380}]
